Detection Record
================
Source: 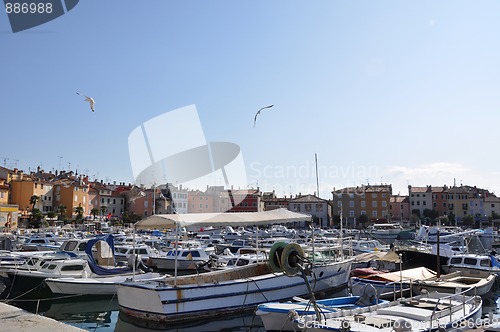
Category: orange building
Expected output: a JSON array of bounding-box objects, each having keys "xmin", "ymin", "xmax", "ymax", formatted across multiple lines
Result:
[{"xmin": 52, "ymin": 178, "xmax": 89, "ymax": 220}]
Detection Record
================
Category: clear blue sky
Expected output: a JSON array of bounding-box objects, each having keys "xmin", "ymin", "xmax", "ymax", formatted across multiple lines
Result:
[{"xmin": 2, "ymin": 1, "xmax": 500, "ymax": 199}]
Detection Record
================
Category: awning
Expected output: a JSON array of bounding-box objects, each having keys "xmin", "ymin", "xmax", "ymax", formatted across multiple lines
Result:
[{"xmin": 134, "ymin": 208, "xmax": 311, "ymax": 230}]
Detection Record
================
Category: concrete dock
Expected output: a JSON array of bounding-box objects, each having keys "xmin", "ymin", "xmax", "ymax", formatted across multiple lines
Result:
[{"xmin": 0, "ymin": 301, "xmax": 85, "ymax": 332}]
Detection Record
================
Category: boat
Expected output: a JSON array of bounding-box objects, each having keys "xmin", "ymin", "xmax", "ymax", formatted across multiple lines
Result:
[
  {"xmin": 412, "ymin": 270, "xmax": 496, "ymax": 296},
  {"xmin": 366, "ymin": 224, "xmax": 404, "ymax": 240},
  {"xmin": 21, "ymin": 236, "xmax": 63, "ymax": 251},
  {"xmin": 349, "ymin": 267, "xmax": 437, "ymax": 300},
  {"xmin": 290, "ymin": 289, "xmax": 482, "ymax": 332},
  {"xmin": 256, "ymin": 294, "xmax": 387, "ymax": 331},
  {"xmin": 44, "ymin": 271, "xmax": 165, "ymax": 296},
  {"xmin": 116, "ymin": 209, "xmax": 353, "ymax": 324},
  {"xmin": 350, "ymin": 239, "xmax": 389, "ymax": 254},
  {"xmin": 442, "ymin": 253, "xmax": 500, "ymax": 278},
  {"xmin": 6, "ymin": 234, "xmax": 137, "ymax": 292},
  {"xmin": 148, "ymin": 247, "xmax": 212, "ymax": 271}
]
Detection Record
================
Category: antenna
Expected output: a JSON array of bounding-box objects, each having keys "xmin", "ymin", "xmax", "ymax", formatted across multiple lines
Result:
[{"xmin": 315, "ymin": 153, "xmax": 320, "ymax": 198}]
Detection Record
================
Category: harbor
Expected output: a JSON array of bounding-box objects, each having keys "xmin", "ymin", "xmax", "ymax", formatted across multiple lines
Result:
[{"xmin": 1, "ymin": 217, "xmax": 500, "ymax": 331}]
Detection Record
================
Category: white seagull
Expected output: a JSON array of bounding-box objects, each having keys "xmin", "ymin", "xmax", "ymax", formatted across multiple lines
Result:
[
  {"xmin": 253, "ymin": 104, "xmax": 274, "ymax": 127},
  {"xmin": 76, "ymin": 92, "xmax": 95, "ymax": 112}
]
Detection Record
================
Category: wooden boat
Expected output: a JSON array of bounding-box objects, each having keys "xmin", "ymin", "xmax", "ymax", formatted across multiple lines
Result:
[
  {"xmin": 116, "ymin": 209, "xmax": 353, "ymax": 324},
  {"xmin": 350, "ymin": 267, "xmax": 437, "ymax": 300},
  {"xmin": 291, "ymin": 290, "xmax": 482, "ymax": 332},
  {"xmin": 412, "ymin": 270, "xmax": 496, "ymax": 296}
]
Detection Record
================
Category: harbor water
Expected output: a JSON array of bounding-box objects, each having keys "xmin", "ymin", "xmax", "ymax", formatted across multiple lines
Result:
[{"xmin": 1, "ymin": 282, "xmax": 500, "ymax": 332}]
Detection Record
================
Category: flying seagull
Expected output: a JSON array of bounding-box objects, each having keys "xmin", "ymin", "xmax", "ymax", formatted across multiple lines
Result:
[
  {"xmin": 253, "ymin": 104, "xmax": 274, "ymax": 127},
  {"xmin": 76, "ymin": 92, "xmax": 95, "ymax": 112}
]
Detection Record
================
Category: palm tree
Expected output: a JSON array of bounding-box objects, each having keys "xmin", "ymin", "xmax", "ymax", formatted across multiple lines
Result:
[
  {"xmin": 75, "ymin": 205, "xmax": 84, "ymax": 223},
  {"xmin": 91, "ymin": 208, "xmax": 99, "ymax": 220},
  {"xmin": 29, "ymin": 195, "xmax": 39, "ymax": 210},
  {"xmin": 57, "ymin": 205, "xmax": 67, "ymax": 221},
  {"xmin": 100, "ymin": 206, "xmax": 107, "ymax": 218}
]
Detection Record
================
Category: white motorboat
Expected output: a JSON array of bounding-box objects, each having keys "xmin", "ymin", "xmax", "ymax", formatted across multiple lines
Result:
[{"xmin": 44, "ymin": 271, "xmax": 165, "ymax": 295}]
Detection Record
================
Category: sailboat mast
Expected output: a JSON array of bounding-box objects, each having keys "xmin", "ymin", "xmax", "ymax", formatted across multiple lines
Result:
[{"xmin": 315, "ymin": 153, "xmax": 320, "ymax": 198}]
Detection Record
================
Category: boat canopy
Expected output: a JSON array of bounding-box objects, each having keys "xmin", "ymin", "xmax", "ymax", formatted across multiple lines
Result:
[
  {"xmin": 368, "ymin": 266, "xmax": 437, "ymax": 282},
  {"xmin": 133, "ymin": 208, "xmax": 312, "ymax": 230}
]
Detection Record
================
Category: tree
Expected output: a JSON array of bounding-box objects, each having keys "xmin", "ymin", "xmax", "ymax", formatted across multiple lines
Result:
[
  {"xmin": 100, "ymin": 205, "xmax": 107, "ymax": 218},
  {"xmin": 462, "ymin": 215, "xmax": 474, "ymax": 227},
  {"xmin": 423, "ymin": 209, "xmax": 439, "ymax": 221},
  {"xmin": 91, "ymin": 208, "xmax": 99, "ymax": 220},
  {"xmin": 57, "ymin": 205, "xmax": 67, "ymax": 222},
  {"xmin": 332, "ymin": 214, "xmax": 341, "ymax": 227},
  {"xmin": 30, "ymin": 208, "xmax": 43, "ymax": 228},
  {"xmin": 29, "ymin": 195, "xmax": 40, "ymax": 209},
  {"xmin": 74, "ymin": 205, "xmax": 84, "ymax": 223},
  {"xmin": 357, "ymin": 214, "xmax": 368, "ymax": 229},
  {"xmin": 47, "ymin": 211, "xmax": 57, "ymax": 226}
]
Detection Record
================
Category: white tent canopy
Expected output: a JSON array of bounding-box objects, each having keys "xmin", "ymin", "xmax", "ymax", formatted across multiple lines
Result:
[{"xmin": 133, "ymin": 208, "xmax": 312, "ymax": 230}]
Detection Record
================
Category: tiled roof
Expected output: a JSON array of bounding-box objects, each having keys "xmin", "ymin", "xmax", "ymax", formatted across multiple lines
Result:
[{"xmin": 290, "ymin": 194, "xmax": 326, "ymax": 203}]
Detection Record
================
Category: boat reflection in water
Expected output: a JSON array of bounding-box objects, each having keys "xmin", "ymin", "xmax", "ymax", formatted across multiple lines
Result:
[{"xmin": 116, "ymin": 311, "xmax": 265, "ymax": 332}]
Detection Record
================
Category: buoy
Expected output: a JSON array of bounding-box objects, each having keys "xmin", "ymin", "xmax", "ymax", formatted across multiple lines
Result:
[
  {"xmin": 269, "ymin": 242, "xmax": 288, "ymax": 273},
  {"xmin": 280, "ymin": 243, "xmax": 305, "ymax": 276}
]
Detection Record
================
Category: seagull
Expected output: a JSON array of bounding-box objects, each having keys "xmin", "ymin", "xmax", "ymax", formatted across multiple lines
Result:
[
  {"xmin": 253, "ymin": 104, "xmax": 274, "ymax": 127},
  {"xmin": 76, "ymin": 92, "xmax": 95, "ymax": 112}
]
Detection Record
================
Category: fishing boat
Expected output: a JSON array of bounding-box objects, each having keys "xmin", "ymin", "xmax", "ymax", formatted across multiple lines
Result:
[
  {"xmin": 116, "ymin": 209, "xmax": 353, "ymax": 324},
  {"xmin": 349, "ymin": 267, "xmax": 437, "ymax": 300},
  {"xmin": 291, "ymin": 289, "xmax": 482, "ymax": 332},
  {"xmin": 442, "ymin": 253, "xmax": 500, "ymax": 278},
  {"xmin": 412, "ymin": 270, "xmax": 496, "ymax": 296}
]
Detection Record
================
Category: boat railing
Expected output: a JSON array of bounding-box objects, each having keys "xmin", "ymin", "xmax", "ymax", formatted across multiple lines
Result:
[{"xmin": 426, "ymin": 286, "xmax": 479, "ymax": 330}]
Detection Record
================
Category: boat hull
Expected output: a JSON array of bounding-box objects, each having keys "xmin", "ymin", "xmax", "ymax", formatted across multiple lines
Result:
[
  {"xmin": 117, "ymin": 260, "xmax": 352, "ymax": 323},
  {"xmin": 45, "ymin": 272, "xmax": 163, "ymax": 295}
]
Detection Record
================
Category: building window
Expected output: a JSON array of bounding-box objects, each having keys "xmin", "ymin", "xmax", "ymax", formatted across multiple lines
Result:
[
  {"xmin": 423, "ymin": 201, "xmax": 426, "ymax": 206},
  {"xmin": 349, "ymin": 201, "xmax": 354, "ymax": 207},
  {"xmin": 337, "ymin": 201, "xmax": 342, "ymax": 207},
  {"xmin": 74, "ymin": 195, "xmax": 77, "ymax": 202},
  {"xmin": 372, "ymin": 211, "xmax": 378, "ymax": 218},
  {"xmin": 349, "ymin": 193, "xmax": 354, "ymax": 199},
  {"xmin": 381, "ymin": 201, "xmax": 387, "ymax": 207},
  {"xmin": 372, "ymin": 201, "xmax": 377, "ymax": 208},
  {"xmin": 361, "ymin": 210, "xmax": 366, "ymax": 215},
  {"xmin": 382, "ymin": 193, "xmax": 386, "ymax": 198},
  {"xmin": 371, "ymin": 193, "xmax": 377, "ymax": 198},
  {"xmin": 349, "ymin": 210, "xmax": 355, "ymax": 217},
  {"xmin": 361, "ymin": 201, "xmax": 366, "ymax": 208}
]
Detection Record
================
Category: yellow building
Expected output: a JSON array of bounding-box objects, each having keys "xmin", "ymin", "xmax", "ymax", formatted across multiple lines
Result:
[{"xmin": 0, "ymin": 177, "xmax": 18, "ymax": 229}]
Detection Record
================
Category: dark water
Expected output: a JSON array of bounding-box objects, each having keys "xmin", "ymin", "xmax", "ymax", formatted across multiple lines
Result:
[{"xmin": 1, "ymin": 284, "xmax": 500, "ymax": 332}]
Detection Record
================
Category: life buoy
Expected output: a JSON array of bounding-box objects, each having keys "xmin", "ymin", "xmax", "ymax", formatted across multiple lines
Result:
[
  {"xmin": 269, "ymin": 242, "xmax": 288, "ymax": 273},
  {"xmin": 280, "ymin": 243, "xmax": 304, "ymax": 276}
]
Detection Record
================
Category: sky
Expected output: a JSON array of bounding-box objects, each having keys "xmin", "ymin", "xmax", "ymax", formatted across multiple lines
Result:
[{"xmin": 2, "ymin": 1, "xmax": 500, "ymax": 199}]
